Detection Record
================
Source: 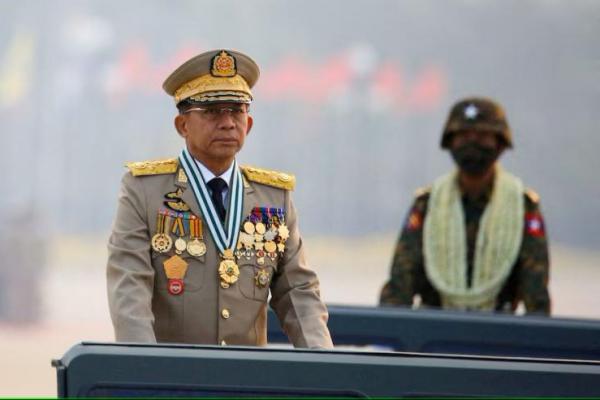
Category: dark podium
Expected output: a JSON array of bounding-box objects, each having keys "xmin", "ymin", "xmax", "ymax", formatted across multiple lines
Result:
[{"xmin": 54, "ymin": 342, "xmax": 600, "ymax": 398}]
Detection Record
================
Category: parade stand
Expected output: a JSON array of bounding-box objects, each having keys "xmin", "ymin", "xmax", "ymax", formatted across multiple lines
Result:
[{"xmin": 54, "ymin": 342, "xmax": 600, "ymax": 398}]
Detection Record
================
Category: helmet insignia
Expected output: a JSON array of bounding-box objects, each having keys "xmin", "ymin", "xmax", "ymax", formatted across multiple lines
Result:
[{"xmin": 464, "ymin": 103, "xmax": 479, "ymax": 120}]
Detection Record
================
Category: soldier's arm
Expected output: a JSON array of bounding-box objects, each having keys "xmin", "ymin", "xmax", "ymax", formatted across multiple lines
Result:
[
  {"xmin": 106, "ymin": 172, "xmax": 157, "ymax": 342},
  {"xmin": 516, "ymin": 192, "xmax": 551, "ymax": 315},
  {"xmin": 379, "ymin": 194, "xmax": 428, "ymax": 306},
  {"xmin": 268, "ymin": 190, "xmax": 333, "ymax": 349}
]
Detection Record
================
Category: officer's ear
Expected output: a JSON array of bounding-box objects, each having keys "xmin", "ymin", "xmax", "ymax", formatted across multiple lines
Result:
[
  {"xmin": 174, "ymin": 114, "xmax": 188, "ymax": 138},
  {"xmin": 245, "ymin": 114, "xmax": 253, "ymax": 136}
]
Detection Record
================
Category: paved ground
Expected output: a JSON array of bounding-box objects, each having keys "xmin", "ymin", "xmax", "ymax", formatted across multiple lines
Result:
[{"xmin": 1, "ymin": 235, "xmax": 599, "ymax": 396}]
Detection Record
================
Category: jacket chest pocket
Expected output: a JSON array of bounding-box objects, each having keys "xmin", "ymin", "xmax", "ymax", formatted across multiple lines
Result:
[
  {"xmin": 152, "ymin": 250, "xmax": 206, "ymax": 292},
  {"xmin": 238, "ymin": 257, "xmax": 277, "ymax": 302}
]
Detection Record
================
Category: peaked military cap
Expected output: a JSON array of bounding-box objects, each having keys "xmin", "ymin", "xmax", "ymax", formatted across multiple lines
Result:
[
  {"xmin": 441, "ymin": 97, "xmax": 513, "ymax": 149},
  {"xmin": 163, "ymin": 49, "xmax": 260, "ymax": 105}
]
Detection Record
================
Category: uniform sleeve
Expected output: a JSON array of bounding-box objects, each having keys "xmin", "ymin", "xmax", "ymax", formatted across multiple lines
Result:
[
  {"xmin": 269, "ymin": 191, "xmax": 333, "ymax": 349},
  {"xmin": 106, "ymin": 172, "xmax": 157, "ymax": 342},
  {"xmin": 379, "ymin": 196, "xmax": 427, "ymax": 306},
  {"xmin": 515, "ymin": 197, "xmax": 551, "ymax": 315}
]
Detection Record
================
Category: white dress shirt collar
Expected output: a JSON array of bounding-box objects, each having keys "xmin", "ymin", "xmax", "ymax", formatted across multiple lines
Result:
[
  {"xmin": 194, "ymin": 159, "xmax": 235, "ymax": 188},
  {"xmin": 194, "ymin": 159, "xmax": 235, "ymax": 206}
]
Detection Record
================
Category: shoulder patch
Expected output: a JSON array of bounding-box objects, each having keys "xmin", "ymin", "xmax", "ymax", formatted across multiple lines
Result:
[
  {"xmin": 240, "ymin": 165, "xmax": 296, "ymax": 191},
  {"xmin": 414, "ymin": 186, "xmax": 431, "ymax": 198},
  {"xmin": 525, "ymin": 188, "xmax": 540, "ymax": 203},
  {"xmin": 125, "ymin": 158, "xmax": 179, "ymax": 177}
]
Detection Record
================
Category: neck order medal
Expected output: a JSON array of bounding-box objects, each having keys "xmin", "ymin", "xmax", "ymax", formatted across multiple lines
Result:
[{"xmin": 178, "ymin": 149, "xmax": 244, "ymax": 286}]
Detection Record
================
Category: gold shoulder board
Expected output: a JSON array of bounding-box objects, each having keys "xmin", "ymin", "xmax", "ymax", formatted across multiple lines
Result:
[
  {"xmin": 240, "ymin": 165, "xmax": 296, "ymax": 191},
  {"xmin": 414, "ymin": 186, "xmax": 431, "ymax": 198},
  {"xmin": 525, "ymin": 188, "xmax": 540, "ymax": 203},
  {"xmin": 125, "ymin": 158, "xmax": 179, "ymax": 177}
]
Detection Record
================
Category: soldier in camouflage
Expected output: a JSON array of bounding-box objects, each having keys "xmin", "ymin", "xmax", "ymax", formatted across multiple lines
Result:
[{"xmin": 380, "ymin": 97, "xmax": 551, "ymax": 314}]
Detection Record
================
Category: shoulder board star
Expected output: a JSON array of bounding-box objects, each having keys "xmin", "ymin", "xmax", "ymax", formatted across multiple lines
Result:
[
  {"xmin": 414, "ymin": 186, "xmax": 431, "ymax": 198},
  {"xmin": 525, "ymin": 188, "xmax": 540, "ymax": 203},
  {"xmin": 126, "ymin": 158, "xmax": 179, "ymax": 176},
  {"xmin": 240, "ymin": 165, "xmax": 296, "ymax": 191}
]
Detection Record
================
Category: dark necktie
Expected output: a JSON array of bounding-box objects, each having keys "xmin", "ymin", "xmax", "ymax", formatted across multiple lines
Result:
[{"xmin": 207, "ymin": 178, "xmax": 227, "ymax": 223}]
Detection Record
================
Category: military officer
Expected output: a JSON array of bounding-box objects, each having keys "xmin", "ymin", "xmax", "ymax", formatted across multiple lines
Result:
[
  {"xmin": 107, "ymin": 49, "xmax": 333, "ymax": 348},
  {"xmin": 380, "ymin": 97, "xmax": 551, "ymax": 314}
]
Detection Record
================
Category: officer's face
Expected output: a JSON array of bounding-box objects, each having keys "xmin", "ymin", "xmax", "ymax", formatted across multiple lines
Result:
[{"xmin": 175, "ymin": 102, "xmax": 253, "ymax": 166}]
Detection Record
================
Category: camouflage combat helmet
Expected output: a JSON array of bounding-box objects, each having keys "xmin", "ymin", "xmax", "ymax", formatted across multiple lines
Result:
[{"xmin": 440, "ymin": 97, "xmax": 513, "ymax": 149}]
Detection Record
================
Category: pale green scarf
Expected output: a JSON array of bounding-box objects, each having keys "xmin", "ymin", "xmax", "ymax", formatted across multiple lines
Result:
[{"xmin": 423, "ymin": 167, "xmax": 524, "ymax": 310}]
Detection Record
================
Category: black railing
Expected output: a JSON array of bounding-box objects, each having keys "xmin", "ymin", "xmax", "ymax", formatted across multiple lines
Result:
[
  {"xmin": 54, "ymin": 342, "xmax": 600, "ymax": 398},
  {"xmin": 268, "ymin": 304, "xmax": 600, "ymax": 360}
]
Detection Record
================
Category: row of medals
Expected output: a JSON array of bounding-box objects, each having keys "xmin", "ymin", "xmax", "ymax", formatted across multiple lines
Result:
[
  {"xmin": 152, "ymin": 232, "xmax": 206, "ymax": 257},
  {"xmin": 150, "ymin": 212, "xmax": 289, "ymax": 293},
  {"xmin": 218, "ymin": 218, "xmax": 289, "ymax": 289}
]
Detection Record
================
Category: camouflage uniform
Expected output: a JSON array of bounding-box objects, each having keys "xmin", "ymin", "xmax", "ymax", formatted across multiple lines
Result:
[
  {"xmin": 380, "ymin": 183, "xmax": 551, "ymax": 314},
  {"xmin": 380, "ymin": 97, "xmax": 550, "ymax": 315}
]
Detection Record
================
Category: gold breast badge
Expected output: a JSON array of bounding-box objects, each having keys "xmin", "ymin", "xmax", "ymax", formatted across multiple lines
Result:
[
  {"xmin": 163, "ymin": 254, "xmax": 189, "ymax": 295},
  {"xmin": 164, "ymin": 188, "xmax": 191, "ymax": 212},
  {"xmin": 218, "ymin": 248, "xmax": 239, "ymax": 285},
  {"xmin": 166, "ymin": 201, "xmax": 191, "ymax": 212},
  {"xmin": 255, "ymin": 268, "xmax": 270, "ymax": 288}
]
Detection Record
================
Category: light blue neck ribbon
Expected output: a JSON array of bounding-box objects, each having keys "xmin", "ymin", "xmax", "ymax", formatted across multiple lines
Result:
[{"xmin": 178, "ymin": 148, "xmax": 243, "ymax": 255}]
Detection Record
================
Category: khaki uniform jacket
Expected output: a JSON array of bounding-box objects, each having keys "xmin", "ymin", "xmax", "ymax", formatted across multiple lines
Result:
[{"xmin": 107, "ymin": 161, "xmax": 333, "ymax": 349}]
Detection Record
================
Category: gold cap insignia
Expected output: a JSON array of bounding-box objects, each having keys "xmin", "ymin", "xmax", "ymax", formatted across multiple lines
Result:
[{"xmin": 211, "ymin": 50, "xmax": 236, "ymax": 77}]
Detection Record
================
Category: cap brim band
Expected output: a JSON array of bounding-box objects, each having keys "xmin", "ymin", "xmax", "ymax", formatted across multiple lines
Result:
[
  {"xmin": 174, "ymin": 73, "xmax": 252, "ymax": 104},
  {"xmin": 186, "ymin": 92, "xmax": 252, "ymax": 104}
]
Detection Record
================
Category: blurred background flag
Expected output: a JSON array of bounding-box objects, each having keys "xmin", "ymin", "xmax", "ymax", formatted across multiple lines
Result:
[{"xmin": 0, "ymin": 31, "xmax": 35, "ymax": 108}]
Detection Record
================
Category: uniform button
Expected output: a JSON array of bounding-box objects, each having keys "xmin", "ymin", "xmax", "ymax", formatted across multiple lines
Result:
[
  {"xmin": 221, "ymin": 308, "xmax": 230, "ymax": 319},
  {"xmin": 220, "ymin": 340, "xmax": 227, "ymax": 346},
  {"xmin": 220, "ymin": 282, "xmax": 230, "ymax": 289}
]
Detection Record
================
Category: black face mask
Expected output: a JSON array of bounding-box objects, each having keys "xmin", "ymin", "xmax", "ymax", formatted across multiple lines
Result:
[{"xmin": 450, "ymin": 143, "xmax": 501, "ymax": 176}]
